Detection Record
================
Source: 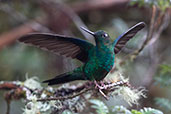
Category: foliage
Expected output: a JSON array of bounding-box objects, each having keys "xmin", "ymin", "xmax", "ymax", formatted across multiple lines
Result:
[
  {"xmin": 62, "ymin": 110, "xmax": 75, "ymax": 114},
  {"xmin": 155, "ymin": 74, "xmax": 171, "ymax": 87},
  {"xmin": 154, "ymin": 64, "xmax": 171, "ymax": 87},
  {"xmin": 154, "ymin": 64, "xmax": 171, "ymax": 112},
  {"xmin": 89, "ymin": 99, "xmax": 109, "ymax": 114},
  {"xmin": 130, "ymin": 0, "xmax": 171, "ymax": 11},
  {"xmin": 62, "ymin": 99, "xmax": 164, "ymax": 114},
  {"xmin": 155, "ymin": 98, "xmax": 171, "ymax": 112},
  {"xmin": 89, "ymin": 99, "xmax": 163, "ymax": 114},
  {"xmin": 159, "ymin": 64, "xmax": 171, "ymax": 74},
  {"xmin": 24, "ymin": 97, "xmax": 165, "ymax": 114}
]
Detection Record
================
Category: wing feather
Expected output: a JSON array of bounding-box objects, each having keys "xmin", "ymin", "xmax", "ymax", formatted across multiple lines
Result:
[
  {"xmin": 19, "ymin": 33, "xmax": 94, "ymax": 62},
  {"xmin": 113, "ymin": 22, "xmax": 145, "ymax": 54}
]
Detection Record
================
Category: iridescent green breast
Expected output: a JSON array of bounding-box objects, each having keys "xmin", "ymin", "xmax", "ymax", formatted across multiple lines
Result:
[{"xmin": 83, "ymin": 45, "xmax": 115, "ymax": 81}]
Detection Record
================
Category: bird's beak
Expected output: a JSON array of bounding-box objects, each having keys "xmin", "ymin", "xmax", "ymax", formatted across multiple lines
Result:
[{"xmin": 80, "ymin": 27, "xmax": 95, "ymax": 36}]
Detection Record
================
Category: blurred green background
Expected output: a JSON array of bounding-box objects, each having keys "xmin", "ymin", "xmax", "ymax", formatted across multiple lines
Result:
[{"xmin": 0, "ymin": 0, "xmax": 171, "ymax": 114}]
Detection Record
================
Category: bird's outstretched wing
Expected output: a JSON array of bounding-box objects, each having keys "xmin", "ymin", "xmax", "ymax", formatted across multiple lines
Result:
[
  {"xmin": 19, "ymin": 33, "xmax": 94, "ymax": 62},
  {"xmin": 113, "ymin": 22, "xmax": 145, "ymax": 54}
]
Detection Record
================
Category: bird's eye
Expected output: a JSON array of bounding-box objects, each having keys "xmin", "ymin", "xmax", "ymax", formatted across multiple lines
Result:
[
  {"xmin": 102, "ymin": 33, "xmax": 108, "ymax": 38},
  {"xmin": 104, "ymin": 33, "xmax": 108, "ymax": 37}
]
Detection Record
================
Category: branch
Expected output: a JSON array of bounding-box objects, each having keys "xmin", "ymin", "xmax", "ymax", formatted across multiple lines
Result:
[
  {"xmin": 36, "ymin": 81, "xmax": 130, "ymax": 102},
  {"xmin": 118, "ymin": 5, "xmax": 170, "ymax": 66},
  {"xmin": 0, "ymin": 75, "xmax": 145, "ymax": 113},
  {"xmin": 0, "ymin": 82, "xmax": 27, "ymax": 114},
  {"xmin": 0, "ymin": 82, "xmax": 18, "ymax": 90}
]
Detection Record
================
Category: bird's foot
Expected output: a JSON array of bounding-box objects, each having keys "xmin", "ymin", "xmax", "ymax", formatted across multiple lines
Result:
[
  {"xmin": 94, "ymin": 80, "xmax": 103, "ymax": 90},
  {"xmin": 94, "ymin": 80, "xmax": 108, "ymax": 90},
  {"xmin": 94, "ymin": 81, "xmax": 109, "ymax": 100},
  {"xmin": 99, "ymin": 81, "xmax": 108, "ymax": 89}
]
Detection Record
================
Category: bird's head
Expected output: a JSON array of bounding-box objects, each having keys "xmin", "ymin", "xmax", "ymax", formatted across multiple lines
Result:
[{"xmin": 81, "ymin": 27, "xmax": 110, "ymax": 45}]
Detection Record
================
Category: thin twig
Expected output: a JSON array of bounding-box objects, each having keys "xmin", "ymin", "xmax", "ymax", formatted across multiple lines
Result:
[
  {"xmin": 36, "ymin": 88, "xmax": 92, "ymax": 102},
  {"xmin": 148, "ymin": 11, "xmax": 170, "ymax": 46},
  {"xmin": 36, "ymin": 81, "xmax": 129, "ymax": 102},
  {"xmin": 118, "ymin": 5, "xmax": 157, "ymax": 66},
  {"xmin": 6, "ymin": 100, "xmax": 10, "ymax": 114}
]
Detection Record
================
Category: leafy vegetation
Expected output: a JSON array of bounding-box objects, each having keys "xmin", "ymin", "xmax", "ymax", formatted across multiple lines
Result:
[
  {"xmin": 131, "ymin": 0, "xmax": 171, "ymax": 11},
  {"xmin": 154, "ymin": 64, "xmax": 171, "ymax": 112}
]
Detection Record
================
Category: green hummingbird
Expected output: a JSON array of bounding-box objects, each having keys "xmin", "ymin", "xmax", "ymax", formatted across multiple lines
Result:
[{"xmin": 19, "ymin": 22, "xmax": 145, "ymax": 85}]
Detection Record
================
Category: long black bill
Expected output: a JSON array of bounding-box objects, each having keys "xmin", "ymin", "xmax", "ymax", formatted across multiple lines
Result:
[{"xmin": 80, "ymin": 27, "xmax": 95, "ymax": 36}]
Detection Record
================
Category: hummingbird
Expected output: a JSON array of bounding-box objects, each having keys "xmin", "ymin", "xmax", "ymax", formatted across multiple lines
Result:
[{"xmin": 19, "ymin": 22, "xmax": 145, "ymax": 86}]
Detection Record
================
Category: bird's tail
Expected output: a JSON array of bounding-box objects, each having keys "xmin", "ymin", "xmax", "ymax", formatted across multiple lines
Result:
[{"xmin": 42, "ymin": 71, "xmax": 85, "ymax": 85}]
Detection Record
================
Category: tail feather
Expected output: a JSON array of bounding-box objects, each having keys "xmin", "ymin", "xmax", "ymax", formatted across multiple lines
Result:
[{"xmin": 43, "ymin": 72, "xmax": 84, "ymax": 85}]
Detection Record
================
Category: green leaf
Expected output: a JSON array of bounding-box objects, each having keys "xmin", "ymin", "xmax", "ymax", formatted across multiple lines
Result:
[
  {"xmin": 140, "ymin": 107, "xmax": 163, "ymax": 114},
  {"xmin": 160, "ymin": 64, "xmax": 171, "ymax": 74},
  {"xmin": 112, "ymin": 106, "xmax": 132, "ymax": 114},
  {"xmin": 130, "ymin": 0, "xmax": 171, "ymax": 11},
  {"xmin": 155, "ymin": 75, "xmax": 171, "ymax": 87},
  {"xmin": 155, "ymin": 97, "xmax": 171, "ymax": 111},
  {"xmin": 131, "ymin": 110, "xmax": 142, "ymax": 114},
  {"xmin": 154, "ymin": 64, "xmax": 171, "ymax": 87},
  {"xmin": 62, "ymin": 110, "xmax": 74, "ymax": 114},
  {"xmin": 89, "ymin": 99, "xmax": 109, "ymax": 114}
]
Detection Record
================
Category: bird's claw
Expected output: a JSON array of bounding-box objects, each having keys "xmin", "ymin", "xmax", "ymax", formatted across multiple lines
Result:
[
  {"xmin": 94, "ymin": 81, "xmax": 108, "ymax": 90},
  {"xmin": 100, "ymin": 81, "xmax": 108, "ymax": 89},
  {"xmin": 94, "ymin": 81, "xmax": 103, "ymax": 89},
  {"xmin": 94, "ymin": 81, "xmax": 109, "ymax": 100}
]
